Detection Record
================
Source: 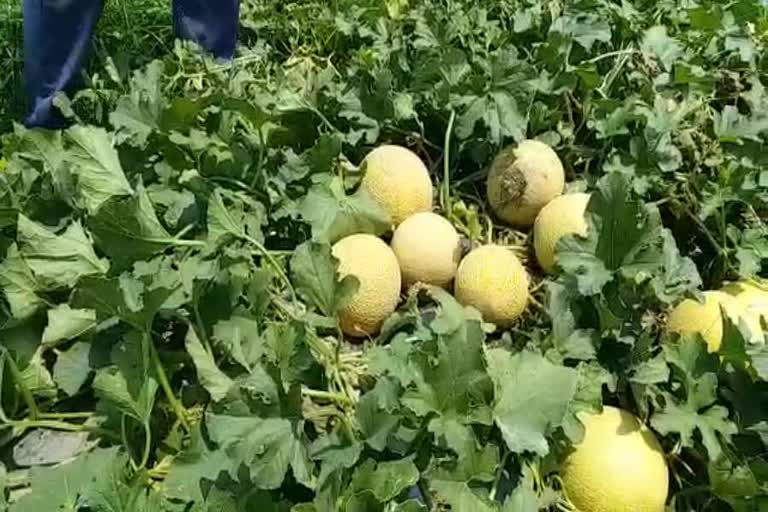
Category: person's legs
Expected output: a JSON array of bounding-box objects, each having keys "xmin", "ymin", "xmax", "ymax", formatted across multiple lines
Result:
[
  {"xmin": 172, "ymin": 0, "xmax": 240, "ymax": 60},
  {"xmin": 24, "ymin": 0, "xmax": 104, "ymax": 128}
]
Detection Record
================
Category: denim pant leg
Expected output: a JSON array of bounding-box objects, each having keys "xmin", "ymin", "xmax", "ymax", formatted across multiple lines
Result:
[
  {"xmin": 173, "ymin": 0, "xmax": 240, "ymax": 59},
  {"xmin": 24, "ymin": 0, "xmax": 104, "ymax": 128}
]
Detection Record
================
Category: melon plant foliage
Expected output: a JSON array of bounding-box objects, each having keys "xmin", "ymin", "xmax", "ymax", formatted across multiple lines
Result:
[{"xmin": 1, "ymin": 0, "xmax": 768, "ymax": 511}]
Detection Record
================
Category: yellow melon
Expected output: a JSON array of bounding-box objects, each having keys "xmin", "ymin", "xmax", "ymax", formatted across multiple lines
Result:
[
  {"xmin": 454, "ymin": 245, "xmax": 529, "ymax": 326},
  {"xmin": 486, "ymin": 139, "xmax": 565, "ymax": 227},
  {"xmin": 360, "ymin": 145, "xmax": 433, "ymax": 225},
  {"xmin": 721, "ymin": 280, "xmax": 767, "ymax": 344},
  {"xmin": 390, "ymin": 212, "xmax": 462, "ymax": 289},
  {"xmin": 332, "ymin": 234, "xmax": 402, "ymax": 337},
  {"xmin": 562, "ymin": 406, "xmax": 669, "ymax": 512},
  {"xmin": 666, "ymin": 291, "xmax": 743, "ymax": 352},
  {"xmin": 533, "ymin": 192, "xmax": 591, "ymax": 272}
]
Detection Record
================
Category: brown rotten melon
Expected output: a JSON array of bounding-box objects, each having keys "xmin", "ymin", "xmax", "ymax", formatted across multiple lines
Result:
[{"xmin": 486, "ymin": 139, "xmax": 565, "ymax": 227}]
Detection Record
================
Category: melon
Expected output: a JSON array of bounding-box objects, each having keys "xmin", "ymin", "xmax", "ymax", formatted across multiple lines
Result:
[
  {"xmin": 390, "ymin": 212, "xmax": 462, "ymax": 289},
  {"xmin": 486, "ymin": 139, "xmax": 565, "ymax": 227},
  {"xmin": 666, "ymin": 291, "xmax": 743, "ymax": 352},
  {"xmin": 721, "ymin": 280, "xmax": 767, "ymax": 343},
  {"xmin": 562, "ymin": 406, "xmax": 669, "ymax": 512},
  {"xmin": 454, "ymin": 245, "xmax": 529, "ymax": 326},
  {"xmin": 332, "ymin": 234, "xmax": 402, "ymax": 337},
  {"xmin": 360, "ymin": 145, "xmax": 433, "ymax": 226},
  {"xmin": 533, "ymin": 192, "xmax": 590, "ymax": 272}
]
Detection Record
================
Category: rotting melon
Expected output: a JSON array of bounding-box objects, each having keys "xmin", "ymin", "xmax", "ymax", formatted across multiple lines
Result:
[
  {"xmin": 486, "ymin": 139, "xmax": 565, "ymax": 227},
  {"xmin": 454, "ymin": 245, "xmax": 529, "ymax": 326},
  {"xmin": 562, "ymin": 406, "xmax": 669, "ymax": 512},
  {"xmin": 666, "ymin": 291, "xmax": 743, "ymax": 352},
  {"xmin": 332, "ymin": 234, "xmax": 402, "ymax": 338},
  {"xmin": 390, "ymin": 212, "xmax": 462, "ymax": 289},
  {"xmin": 533, "ymin": 192, "xmax": 590, "ymax": 272},
  {"xmin": 360, "ymin": 145, "xmax": 433, "ymax": 226}
]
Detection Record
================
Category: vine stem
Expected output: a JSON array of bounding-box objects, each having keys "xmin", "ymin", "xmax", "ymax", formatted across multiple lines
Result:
[
  {"xmin": 139, "ymin": 421, "xmax": 152, "ymax": 469},
  {"xmin": 302, "ymin": 387, "xmax": 354, "ymax": 406},
  {"xmin": 150, "ymin": 343, "xmax": 190, "ymax": 432},
  {"xmin": 39, "ymin": 411, "xmax": 93, "ymax": 420},
  {"xmin": 244, "ymin": 234, "xmax": 298, "ymax": 304},
  {"xmin": 121, "ymin": 416, "xmax": 138, "ymax": 471},
  {"xmin": 120, "ymin": 417, "xmax": 152, "ymax": 470},
  {"xmin": 0, "ymin": 419, "xmax": 121, "ymax": 442},
  {"xmin": 441, "ymin": 110, "xmax": 456, "ymax": 214},
  {"xmin": 2, "ymin": 349, "xmax": 40, "ymax": 420},
  {"xmin": 417, "ymin": 479, "xmax": 433, "ymax": 510},
  {"xmin": 489, "ymin": 449, "xmax": 510, "ymax": 502}
]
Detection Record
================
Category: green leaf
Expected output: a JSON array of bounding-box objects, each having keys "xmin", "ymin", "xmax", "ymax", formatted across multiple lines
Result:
[
  {"xmin": 349, "ymin": 457, "xmax": 419, "ymax": 502},
  {"xmin": 631, "ymin": 355, "xmax": 670, "ymax": 385},
  {"xmin": 212, "ymin": 315, "xmax": 264, "ymax": 370},
  {"xmin": 42, "ymin": 304, "xmax": 97, "ymax": 346},
  {"xmin": 357, "ymin": 378, "xmax": 401, "ymax": 451},
  {"xmin": 90, "ymin": 184, "xmax": 195, "ymax": 268},
  {"xmin": 72, "ymin": 274, "xmax": 178, "ymax": 332},
  {"xmin": 63, "ymin": 126, "xmax": 134, "ymax": 214},
  {"xmin": 713, "ymin": 106, "xmax": 768, "ymax": 143},
  {"xmin": 651, "ymin": 338, "xmax": 738, "ymax": 459},
  {"xmin": 367, "ymin": 335, "xmax": 422, "ymax": 388},
  {"xmin": 16, "ymin": 215, "xmax": 109, "ymax": 289},
  {"xmin": 401, "ymin": 296, "xmax": 492, "ymax": 455},
  {"xmin": 94, "ymin": 365, "xmax": 158, "ymax": 423},
  {"xmin": 205, "ymin": 413, "xmax": 313, "ymax": 490},
  {"xmin": 651, "ymin": 394, "xmax": 736, "ymax": 461},
  {"xmin": 708, "ymin": 456, "xmax": 761, "ymax": 502},
  {"xmin": 290, "ymin": 241, "xmax": 359, "ymax": 317},
  {"xmin": 19, "ymin": 350, "xmax": 56, "ymax": 399},
  {"xmin": 0, "ymin": 244, "xmax": 45, "ymax": 320},
  {"xmin": 641, "ymin": 26, "xmax": 683, "ymax": 71},
  {"xmin": 430, "ymin": 481, "xmax": 496, "ymax": 512},
  {"xmin": 309, "ymin": 433, "xmax": 362, "ymax": 491},
  {"xmin": 9, "ymin": 448, "xmax": 124, "ymax": 512},
  {"xmin": 550, "ymin": 13, "xmax": 612, "ymax": 51},
  {"xmin": 162, "ymin": 426, "xmax": 230, "ymax": 503},
  {"xmin": 427, "ymin": 443, "xmax": 499, "ymax": 484},
  {"xmin": 502, "ymin": 481, "xmax": 539, "ymax": 512},
  {"xmin": 562, "ymin": 362, "xmax": 614, "ymax": 442},
  {"xmin": 299, "ymin": 178, "xmax": 391, "ymax": 244},
  {"xmin": 108, "ymin": 60, "xmax": 164, "ymax": 146},
  {"xmin": 0, "ymin": 463, "xmax": 6, "ymax": 509},
  {"xmin": 207, "ymin": 188, "xmax": 266, "ymax": 248},
  {"xmin": 487, "ymin": 349, "xmax": 578, "ymax": 455},
  {"xmin": 558, "ymin": 173, "xmax": 700, "ymax": 298},
  {"xmin": 455, "ymin": 92, "xmax": 528, "ymax": 144},
  {"xmin": 185, "ymin": 327, "xmax": 234, "ymax": 402},
  {"xmin": 53, "ymin": 342, "xmax": 92, "ymax": 396}
]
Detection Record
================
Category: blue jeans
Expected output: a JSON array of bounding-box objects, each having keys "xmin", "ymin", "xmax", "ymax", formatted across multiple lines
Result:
[{"xmin": 23, "ymin": 0, "xmax": 240, "ymax": 128}]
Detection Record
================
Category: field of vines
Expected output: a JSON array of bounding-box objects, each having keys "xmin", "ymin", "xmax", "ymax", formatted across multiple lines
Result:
[{"xmin": 1, "ymin": 0, "xmax": 767, "ymax": 510}]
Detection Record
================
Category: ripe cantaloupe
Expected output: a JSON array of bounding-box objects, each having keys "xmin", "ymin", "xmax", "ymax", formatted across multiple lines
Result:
[
  {"xmin": 562, "ymin": 406, "xmax": 669, "ymax": 512},
  {"xmin": 454, "ymin": 245, "xmax": 529, "ymax": 326},
  {"xmin": 360, "ymin": 145, "xmax": 433, "ymax": 225},
  {"xmin": 390, "ymin": 212, "xmax": 461, "ymax": 289},
  {"xmin": 486, "ymin": 139, "xmax": 565, "ymax": 227},
  {"xmin": 666, "ymin": 291, "xmax": 743, "ymax": 352},
  {"xmin": 332, "ymin": 234, "xmax": 402, "ymax": 337},
  {"xmin": 533, "ymin": 192, "xmax": 590, "ymax": 272}
]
